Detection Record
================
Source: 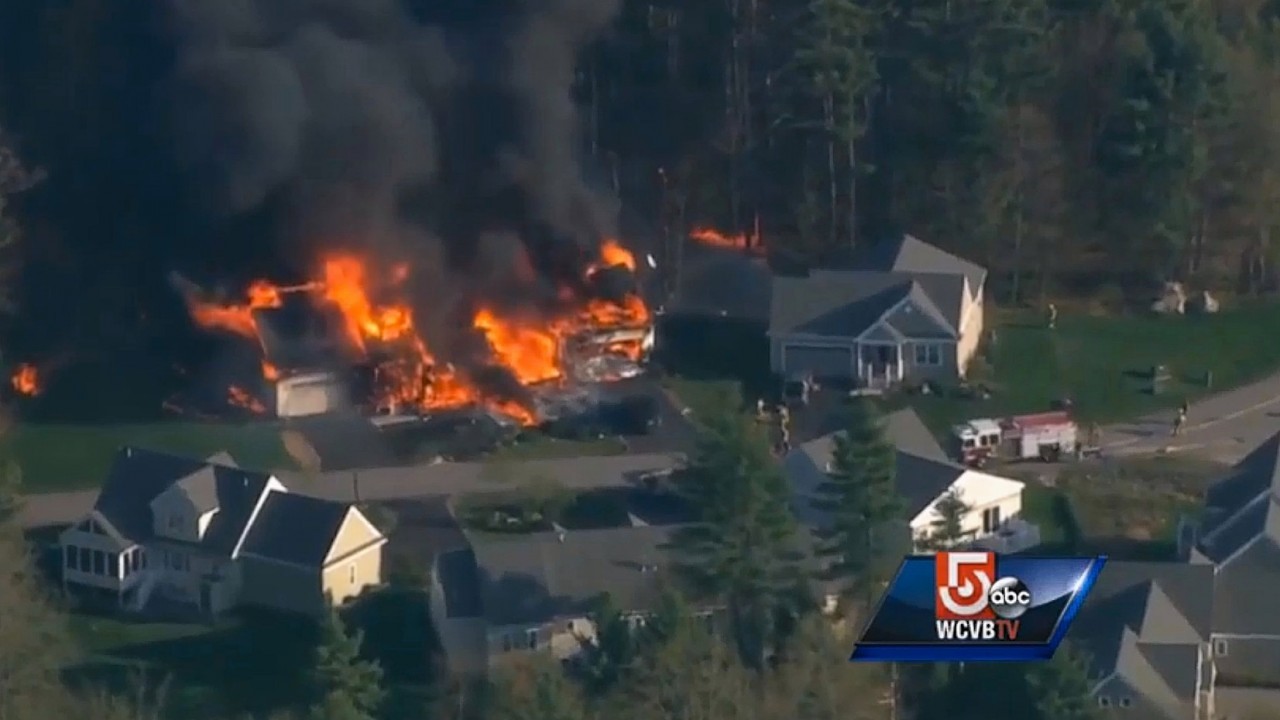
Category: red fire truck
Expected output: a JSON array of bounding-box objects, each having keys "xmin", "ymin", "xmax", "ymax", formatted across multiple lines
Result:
[{"xmin": 951, "ymin": 410, "xmax": 1080, "ymax": 467}]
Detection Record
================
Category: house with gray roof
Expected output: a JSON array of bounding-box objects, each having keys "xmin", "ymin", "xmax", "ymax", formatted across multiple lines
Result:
[
  {"xmin": 768, "ymin": 235, "xmax": 987, "ymax": 388},
  {"xmin": 783, "ymin": 408, "xmax": 1036, "ymax": 553},
  {"xmin": 59, "ymin": 446, "xmax": 387, "ymax": 619},
  {"xmin": 429, "ymin": 522, "xmax": 704, "ymax": 674},
  {"xmin": 1067, "ymin": 561, "xmax": 1216, "ymax": 720},
  {"xmin": 1174, "ymin": 431, "xmax": 1280, "ymax": 710}
]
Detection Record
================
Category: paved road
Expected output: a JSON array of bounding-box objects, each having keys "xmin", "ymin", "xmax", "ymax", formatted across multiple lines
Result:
[
  {"xmin": 21, "ymin": 372, "xmax": 1280, "ymax": 530},
  {"xmin": 16, "ymin": 452, "xmax": 684, "ymax": 530},
  {"xmin": 1097, "ymin": 372, "xmax": 1280, "ymax": 464}
]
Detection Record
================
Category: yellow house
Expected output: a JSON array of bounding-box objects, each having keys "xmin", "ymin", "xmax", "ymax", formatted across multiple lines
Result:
[
  {"xmin": 58, "ymin": 447, "xmax": 386, "ymax": 618},
  {"xmin": 768, "ymin": 235, "xmax": 987, "ymax": 388}
]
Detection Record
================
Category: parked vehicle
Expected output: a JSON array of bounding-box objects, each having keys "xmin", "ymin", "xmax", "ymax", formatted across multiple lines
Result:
[{"xmin": 951, "ymin": 410, "xmax": 1080, "ymax": 467}]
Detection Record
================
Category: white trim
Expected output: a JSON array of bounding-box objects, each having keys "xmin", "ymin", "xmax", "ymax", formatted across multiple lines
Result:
[
  {"xmin": 854, "ymin": 295, "xmax": 914, "ymax": 342},
  {"xmin": 1200, "ymin": 491, "xmax": 1269, "ymax": 547},
  {"xmin": 230, "ymin": 477, "xmax": 288, "ymax": 559},
  {"xmin": 1210, "ymin": 633, "xmax": 1280, "ymax": 640},
  {"xmin": 323, "ymin": 507, "xmax": 387, "ymax": 565},
  {"xmin": 325, "ymin": 537, "xmax": 388, "ymax": 568},
  {"xmin": 60, "ymin": 509, "xmax": 133, "ymax": 547},
  {"xmin": 1214, "ymin": 534, "xmax": 1261, "ymax": 572}
]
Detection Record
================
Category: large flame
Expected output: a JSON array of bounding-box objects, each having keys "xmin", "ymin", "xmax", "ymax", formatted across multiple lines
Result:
[
  {"xmin": 181, "ymin": 239, "xmax": 648, "ymax": 424},
  {"xmin": 689, "ymin": 226, "xmax": 764, "ymax": 254}
]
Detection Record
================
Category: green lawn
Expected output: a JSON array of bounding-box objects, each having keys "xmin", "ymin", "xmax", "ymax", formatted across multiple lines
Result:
[
  {"xmin": 906, "ymin": 302, "xmax": 1280, "ymax": 429},
  {"xmin": 486, "ymin": 434, "xmax": 629, "ymax": 461},
  {"xmin": 5, "ymin": 422, "xmax": 295, "ymax": 493}
]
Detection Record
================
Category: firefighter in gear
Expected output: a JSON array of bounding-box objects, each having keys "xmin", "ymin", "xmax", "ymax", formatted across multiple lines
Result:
[
  {"xmin": 1047, "ymin": 303, "xmax": 1058, "ymax": 330},
  {"xmin": 1172, "ymin": 405, "xmax": 1187, "ymax": 437},
  {"xmin": 778, "ymin": 405, "xmax": 792, "ymax": 453}
]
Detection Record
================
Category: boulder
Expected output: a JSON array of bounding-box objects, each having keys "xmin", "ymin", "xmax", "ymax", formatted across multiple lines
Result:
[
  {"xmin": 1151, "ymin": 281, "xmax": 1187, "ymax": 315},
  {"xmin": 1188, "ymin": 290, "xmax": 1220, "ymax": 314}
]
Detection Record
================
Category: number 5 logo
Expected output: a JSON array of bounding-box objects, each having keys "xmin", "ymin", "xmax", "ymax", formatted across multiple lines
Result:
[{"xmin": 935, "ymin": 551, "xmax": 996, "ymax": 619}]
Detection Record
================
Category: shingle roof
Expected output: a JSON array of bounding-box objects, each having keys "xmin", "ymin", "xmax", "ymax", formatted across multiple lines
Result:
[
  {"xmin": 239, "ymin": 491, "xmax": 354, "ymax": 568},
  {"xmin": 769, "ymin": 271, "xmax": 912, "ymax": 337},
  {"xmin": 854, "ymin": 234, "xmax": 986, "ymax": 295},
  {"xmin": 176, "ymin": 466, "xmax": 220, "ymax": 513},
  {"xmin": 1068, "ymin": 561, "xmax": 1212, "ymax": 720},
  {"xmin": 1203, "ymin": 432, "xmax": 1280, "ymax": 532},
  {"xmin": 466, "ymin": 525, "xmax": 677, "ymax": 626},
  {"xmin": 1211, "ymin": 539, "xmax": 1280, "ymax": 635},
  {"xmin": 666, "ymin": 247, "xmax": 773, "ymax": 322},
  {"xmin": 787, "ymin": 408, "xmax": 964, "ymax": 525},
  {"xmin": 436, "ymin": 548, "xmax": 484, "ymax": 618},
  {"xmin": 94, "ymin": 447, "xmax": 272, "ymax": 555}
]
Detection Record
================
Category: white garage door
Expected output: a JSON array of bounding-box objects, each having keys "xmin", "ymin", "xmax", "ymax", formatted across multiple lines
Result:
[
  {"xmin": 783, "ymin": 344, "xmax": 853, "ymax": 379},
  {"xmin": 276, "ymin": 375, "xmax": 345, "ymax": 418}
]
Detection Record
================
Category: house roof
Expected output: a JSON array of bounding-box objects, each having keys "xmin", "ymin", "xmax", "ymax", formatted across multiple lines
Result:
[
  {"xmin": 1210, "ymin": 538, "xmax": 1280, "ymax": 635},
  {"xmin": 1068, "ymin": 561, "xmax": 1213, "ymax": 720},
  {"xmin": 465, "ymin": 525, "xmax": 678, "ymax": 626},
  {"xmin": 93, "ymin": 447, "xmax": 272, "ymax": 554},
  {"xmin": 666, "ymin": 246, "xmax": 773, "ymax": 322},
  {"xmin": 239, "ymin": 491, "xmax": 358, "ymax": 568},
  {"xmin": 853, "ymin": 234, "xmax": 986, "ymax": 296},
  {"xmin": 786, "ymin": 408, "xmax": 965, "ymax": 524},
  {"xmin": 768, "ymin": 270, "xmax": 963, "ymax": 340}
]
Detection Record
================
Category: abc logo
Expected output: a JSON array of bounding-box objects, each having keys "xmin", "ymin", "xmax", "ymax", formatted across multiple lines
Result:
[{"xmin": 987, "ymin": 577, "xmax": 1032, "ymax": 619}]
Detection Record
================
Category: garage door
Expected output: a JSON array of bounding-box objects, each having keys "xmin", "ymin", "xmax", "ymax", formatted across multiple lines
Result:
[
  {"xmin": 276, "ymin": 376, "xmax": 345, "ymax": 418},
  {"xmin": 783, "ymin": 345, "xmax": 853, "ymax": 379}
]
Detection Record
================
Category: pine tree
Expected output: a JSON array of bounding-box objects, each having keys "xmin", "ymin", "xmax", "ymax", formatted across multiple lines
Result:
[
  {"xmin": 485, "ymin": 656, "xmax": 589, "ymax": 720},
  {"xmin": 669, "ymin": 397, "xmax": 803, "ymax": 669},
  {"xmin": 306, "ymin": 605, "xmax": 384, "ymax": 720},
  {"xmin": 1028, "ymin": 644, "xmax": 1102, "ymax": 720},
  {"xmin": 920, "ymin": 488, "xmax": 971, "ymax": 550},
  {"xmin": 811, "ymin": 399, "xmax": 903, "ymax": 607}
]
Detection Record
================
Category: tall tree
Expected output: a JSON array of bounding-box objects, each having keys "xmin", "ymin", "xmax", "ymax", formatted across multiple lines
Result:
[
  {"xmin": 920, "ymin": 487, "xmax": 971, "ymax": 550},
  {"xmin": 485, "ymin": 656, "xmax": 590, "ymax": 720},
  {"xmin": 669, "ymin": 395, "xmax": 803, "ymax": 669},
  {"xmin": 306, "ymin": 605, "xmax": 384, "ymax": 720},
  {"xmin": 811, "ymin": 399, "xmax": 903, "ymax": 607},
  {"xmin": 0, "ymin": 128, "xmax": 40, "ymax": 316}
]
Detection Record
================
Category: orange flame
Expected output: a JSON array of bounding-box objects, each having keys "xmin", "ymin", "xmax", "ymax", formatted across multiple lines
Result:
[
  {"xmin": 183, "ymin": 240, "xmax": 649, "ymax": 425},
  {"xmin": 227, "ymin": 385, "xmax": 266, "ymax": 414},
  {"xmin": 10, "ymin": 364, "xmax": 39, "ymax": 396},
  {"xmin": 689, "ymin": 226, "xmax": 764, "ymax": 254}
]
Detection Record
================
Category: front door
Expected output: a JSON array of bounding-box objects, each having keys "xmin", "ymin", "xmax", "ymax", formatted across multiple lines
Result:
[{"xmin": 860, "ymin": 344, "xmax": 901, "ymax": 386}]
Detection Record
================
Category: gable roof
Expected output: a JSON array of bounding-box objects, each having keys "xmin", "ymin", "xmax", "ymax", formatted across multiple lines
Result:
[
  {"xmin": 768, "ymin": 270, "xmax": 964, "ymax": 341},
  {"xmin": 786, "ymin": 408, "xmax": 966, "ymax": 524},
  {"xmin": 465, "ymin": 525, "xmax": 678, "ymax": 626},
  {"xmin": 666, "ymin": 246, "xmax": 773, "ymax": 322},
  {"xmin": 238, "ymin": 491, "xmax": 357, "ymax": 568},
  {"xmin": 93, "ymin": 447, "xmax": 272, "ymax": 555},
  {"xmin": 1197, "ymin": 432, "xmax": 1280, "ymax": 563},
  {"xmin": 1069, "ymin": 561, "xmax": 1213, "ymax": 720},
  {"xmin": 853, "ymin": 234, "xmax": 986, "ymax": 295}
]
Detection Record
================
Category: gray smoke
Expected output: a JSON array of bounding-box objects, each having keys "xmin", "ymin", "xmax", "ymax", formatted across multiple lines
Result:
[{"xmin": 165, "ymin": 0, "xmax": 622, "ymax": 313}]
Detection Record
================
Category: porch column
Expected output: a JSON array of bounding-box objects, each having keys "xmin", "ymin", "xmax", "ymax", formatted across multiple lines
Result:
[
  {"xmin": 115, "ymin": 553, "xmax": 124, "ymax": 608},
  {"xmin": 854, "ymin": 343, "xmax": 863, "ymax": 382},
  {"xmin": 896, "ymin": 344, "xmax": 904, "ymax": 382},
  {"xmin": 61, "ymin": 545, "xmax": 69, "ymax": 593}
]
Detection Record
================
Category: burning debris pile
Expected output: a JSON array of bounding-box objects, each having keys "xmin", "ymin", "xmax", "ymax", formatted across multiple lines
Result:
[{"xmin": 177, "ymin": 240, "xmax": 652, "ymax": 425}]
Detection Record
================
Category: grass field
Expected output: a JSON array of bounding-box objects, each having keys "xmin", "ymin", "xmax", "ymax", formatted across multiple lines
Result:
[
  {"xmin": 4, "ymin": 422, "xmax": 294, "ymax": 493},
  {"xmin": 909, "ymin": 303, "xmax": 1280, "ymax": 429}
]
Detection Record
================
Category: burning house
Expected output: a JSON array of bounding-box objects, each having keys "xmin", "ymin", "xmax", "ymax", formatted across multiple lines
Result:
[{"xmin": 175, "ymin": 242, "xmax": 655, "ymax": 426}]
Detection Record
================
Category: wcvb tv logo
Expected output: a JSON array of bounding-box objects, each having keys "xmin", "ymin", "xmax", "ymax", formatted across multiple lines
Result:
[{"xmin": 850, "ymin": 551, "xmax": 1107, "ymax": 662}]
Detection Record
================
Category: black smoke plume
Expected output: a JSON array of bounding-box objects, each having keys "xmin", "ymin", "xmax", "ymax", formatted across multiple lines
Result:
[{"xmin": 164, "ymin": 0, "xmax": 623, "ymax": 365}]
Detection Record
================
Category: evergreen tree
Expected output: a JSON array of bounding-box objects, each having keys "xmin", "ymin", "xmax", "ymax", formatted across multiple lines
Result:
[
  {"xmin": 485, "ymin": 657, "xmax": 589, "ymax": 720},
  {"xmin": 306, "ymin": 605, "xmax": 384, "ymax": 720},
  {"xmin": 577, "ymin": 593, "xmax": 638, "ymax": 694},
  {"xmin": 811, "ymin": 399, "xmax": 903, "ymax": 606},
  {"xmin": 669, "ymin": 396, "xmax": 803, "ymax": 669},
  {"xmin": 921, "ymin": 487, "xmax": 971, "ymax": 550},
  {"xmin": 1028, "ymin": 644, "xmax": 1102, "ymax": 720}
]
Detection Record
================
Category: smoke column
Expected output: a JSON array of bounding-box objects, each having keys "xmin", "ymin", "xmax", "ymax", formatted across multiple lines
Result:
[{"xmin": 164, "ymin": 0, "xmax": 623, "ymax": 350}]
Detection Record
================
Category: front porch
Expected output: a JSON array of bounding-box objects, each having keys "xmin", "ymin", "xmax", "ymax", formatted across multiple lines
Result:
[{"xmin": 856, "ymin": 342, "xmax": 905, "ymax": 389}]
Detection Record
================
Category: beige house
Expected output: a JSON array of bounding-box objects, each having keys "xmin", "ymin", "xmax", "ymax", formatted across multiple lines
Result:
[
  {"xmin": 59, "ymin": 447, "xmax": 386, "ymax": 618},
  {"xmin": 768, "ymin": 235, "xmax": 986, "ymax": 388}
]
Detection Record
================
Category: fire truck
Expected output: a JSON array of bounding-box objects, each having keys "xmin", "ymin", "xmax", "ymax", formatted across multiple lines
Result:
[{"xmin": 951, "ymin": 410, "xmax": 1080, "ymax": 467}]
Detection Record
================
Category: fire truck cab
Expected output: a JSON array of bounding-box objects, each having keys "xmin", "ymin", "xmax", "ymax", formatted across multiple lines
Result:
[{"xmin": 952, "ymin": 411, "xmax": 1079, "ymax": 467}]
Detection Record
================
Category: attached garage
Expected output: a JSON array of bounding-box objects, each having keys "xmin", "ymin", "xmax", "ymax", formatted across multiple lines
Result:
[
  {"xmin": 275, "ymin": 372, "xmax": 347, "ymax": 418},
  {"xmin": 781, "ymin": 344, "xmax": 854, "ymax": 379}
]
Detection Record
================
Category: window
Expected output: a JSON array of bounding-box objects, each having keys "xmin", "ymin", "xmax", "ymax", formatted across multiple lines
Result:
[
  {"xmin": 526, "ymin": 629, "xmax": 538, "ymax": 650},
  {"xmin": 79, "ymin": 547, "xmax": 90, "ymax": 570},
  {"xmin": 67, "ymin": 546, "xmax": 79, "ymax": 570},
  {"xmin": 168, "ymin": 515, "xmax": 180, "ymax": 531},
  {"xmin": 349, "ymin": 565, "xmax": 356, "ymax": 585},
  {"xmin": 1118, "ymin": 697, "xmax": 1132, "ymax": 708},
  {"xmin": 914, "ymin": 343, "xmax": 942, "ymax": 366},
  {"xmin": 982, "ymin": 507, "xmax": 1002, "ymax": 534},
  {"xmin": 107, "ymin": 552, "xmax": 119, "ymax": 577},
  {"xmin": 1214, "ymin": 639, "xmax": 1229, "ymax": 657},
  {"xmin": 1097, "ymin": 696, "xmax": 1111, "ymax": 708},
  {"xmin": 139, "ymin": 550, "xmax": 147, "ymax": 569},
  {"xmin": 502, "ymin": 633, "xmax": 514, "ymax": 652},
  {"xmin": 92, "ymin": 550, "xmax": 105, "ymax": 575}
]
